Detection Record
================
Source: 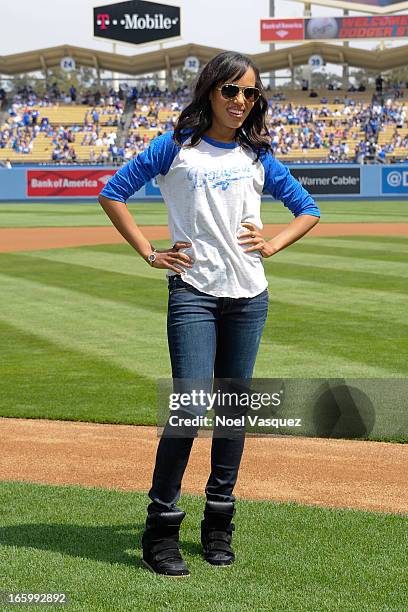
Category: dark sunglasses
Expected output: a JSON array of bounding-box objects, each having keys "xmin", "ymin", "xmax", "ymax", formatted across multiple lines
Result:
[{"xmin": 216, "ymin": 83, "xmax": 260, "ymax": 102}]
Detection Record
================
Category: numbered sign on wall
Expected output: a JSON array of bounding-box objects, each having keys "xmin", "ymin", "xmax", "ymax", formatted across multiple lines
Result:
[
  {"xmin": 60, "ymin": 57, "xmax": 76, "ymax": 72},
  {"xmin": 184, "ymin": 56, "xmax": 200, "ymax": 73},
  {"xmin": 308, "ymin": 55, "xmax": 324, "ymax": 69}
]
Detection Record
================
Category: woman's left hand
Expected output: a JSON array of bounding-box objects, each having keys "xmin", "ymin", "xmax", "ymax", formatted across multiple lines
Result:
[{"xmin": 237, "ymin": 222, "xmax": 276, "ymax": 258}]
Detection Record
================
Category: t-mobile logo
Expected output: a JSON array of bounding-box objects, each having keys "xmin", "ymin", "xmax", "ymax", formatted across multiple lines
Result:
[
  {"xmin": 96, "ymin": 13, "xmax": 110, "ymax": 29},
  {"xmin": 124, "ymin": 13, "xmax": 178, "ymax": 29},
  {"xmin": 96, "ymin": 12, "xmax": 178, "ymax": 30}
]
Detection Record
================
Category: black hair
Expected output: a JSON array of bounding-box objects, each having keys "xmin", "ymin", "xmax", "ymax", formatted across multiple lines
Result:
[{"xmin": 173, "ymin": 51, "xmax": 272, "ymax": 161}]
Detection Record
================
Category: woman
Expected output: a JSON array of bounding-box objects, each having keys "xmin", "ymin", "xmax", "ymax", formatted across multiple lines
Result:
[{"xmin": 98, "ymin": 51, "xmax": 320, "ymax": 578}]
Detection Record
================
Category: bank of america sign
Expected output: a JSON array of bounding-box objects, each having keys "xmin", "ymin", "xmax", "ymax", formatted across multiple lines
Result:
[{"xmin": 94, "ymin": 0, "xmax": 181, "ymax": 45}]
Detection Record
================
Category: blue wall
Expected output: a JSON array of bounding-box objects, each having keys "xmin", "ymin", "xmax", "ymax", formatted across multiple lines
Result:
[
  {"xmin": 0, "ymin": 168, "xmax": 28, "ymax": 201},
  {"xmin": 1, "ymin": 164, "xmax": 408, "ymax": 201}
]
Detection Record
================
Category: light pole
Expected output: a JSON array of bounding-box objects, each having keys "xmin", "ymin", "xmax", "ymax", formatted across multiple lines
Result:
[{"xmin": 269, "ymin": 0, "xmax": 275, "ymax": 90}]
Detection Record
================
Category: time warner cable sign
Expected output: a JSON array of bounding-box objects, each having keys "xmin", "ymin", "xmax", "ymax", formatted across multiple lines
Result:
[
  {"xmin": 94, "ymin": 0, "xmax": 181, "ymax": 45},
  {"xmin": 291, "ymin": 167, "xmax": 361, "ymax": 195}
]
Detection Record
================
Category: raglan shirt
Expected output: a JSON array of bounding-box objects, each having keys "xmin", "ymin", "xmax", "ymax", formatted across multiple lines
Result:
[{"xmin": 100, "ymin": 130, "xmax": 320, "ymax": 298}]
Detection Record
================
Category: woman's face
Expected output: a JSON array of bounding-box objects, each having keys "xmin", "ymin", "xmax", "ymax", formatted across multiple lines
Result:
[{"xmin": 208, "ymin": 66, "xmax": 258, "ymax": 133}]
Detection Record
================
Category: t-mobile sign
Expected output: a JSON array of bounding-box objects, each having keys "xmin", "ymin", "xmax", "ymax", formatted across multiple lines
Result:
[{"xmin": 94, "ymin": 0, "xmax": 181, "ymax": 45}]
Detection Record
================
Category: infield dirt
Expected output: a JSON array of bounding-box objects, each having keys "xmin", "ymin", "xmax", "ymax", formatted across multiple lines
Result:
[{"xmin": 1, "ymin": 417, "xmax": 407, "ymax": 514}]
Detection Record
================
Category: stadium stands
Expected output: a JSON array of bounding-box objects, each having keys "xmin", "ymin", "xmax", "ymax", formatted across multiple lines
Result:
[
  {"xmin": 0, "ymin": 85, "xmax": 407, "ymax": 165},
  {"xmin": 0, "ymin": 97, "xmax": 123, "ymax": 163}
]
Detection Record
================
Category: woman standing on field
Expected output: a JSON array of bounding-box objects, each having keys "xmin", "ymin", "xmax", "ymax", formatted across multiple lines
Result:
[{"xmin": 98, "ymin": 51, "xmax": 320, "ymax": 577}]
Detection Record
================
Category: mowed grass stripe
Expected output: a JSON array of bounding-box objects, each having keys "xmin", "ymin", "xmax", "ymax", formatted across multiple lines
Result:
[
  {"xmin": 265, "ymin": 276, "xmax": 408, "ymax": 326},
  {"xmin": 288, "ymin": 243, "xmax": 408, "ymax": 265},
  {"xmin": 6, "ymin": 247, "xmax": 408, "ymax": 336},
  {"xmin": 21, "ymin": 236, "xmax": 408, "ymax": 270},
  {"xmin": 0, "ymin": 269, "xmax": 396, "ymax": 380},
  {"xmin": 19, "ymin": 247, "xmax": 408, "ymax": 326},
  {"xmin": 255, "ymin": 336, "xmax": 395, "ymax": 378},
  {"xmin": 16, "ymin": 238, "xmax": 408, "ymax": 295},
  {"xmin": 0, "ymin": 273, "xmax": 170, "ymax": 379},
  {"xmin": 16, "ymin": 245, "xmax": 405, "ymax": 325},
  {"xmin": 1, "ymin": 200, "xmax": 408, "ymax": 228},
  {"xmin": 20, "ymin": 247, "xmax": 165, "ymax": 281},
  {"xmin": 0, "ymin": 320, "xmax": 156, "ymax": 424},
  {"xmin": 2, "ymin": 245, "xmax": 406, "ymax": 375},
  {"xmin": 0, "ymin": 205, "xmax": 112, "ymax": 228},
  {"xmin": 271, "ymin": 249, "xmax": 408, "ymax": 278},
  {"xmin": 303, "ymin": 237, "xmax": 408, "ymax": 255},
  {"xmin": 0, "ymin": 252, "xmax": 169, "ymax": 315},
  {"xmin": 50, "ymin": 239, "xmax": 408, "ymax": 299},
  {"xmin": 261, "ymin": 300, "xmax": 407, "ymax": 375},
  {"xmin": 0, "ymin": 203, "xmax": 170, "ymax": 228},
  {"xmin": 322, "ymin": 235, "xmax": 408, "ymax": 246},
  {"xmin": 266, "ymin": 261, "xmax": 407, "ymax": 293},
  {"xmin": 301, "ymin": 199, "xmax": 408, "ymax": 222},
  {"xmin": 1, "ymin": 320, "xmax": 405, "ymax": 429}
]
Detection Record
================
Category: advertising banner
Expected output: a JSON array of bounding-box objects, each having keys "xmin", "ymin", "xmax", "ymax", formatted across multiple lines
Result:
[
  {"xmin": 1, "ymin": 164, "xmax": 405, "ymax": 201},
  {"xmin": 288, "ymin": 1, "xmax": 408, "ymax": 17},
  {"xmin": 290, "ymin": 167, "xmax": 361, "ymax": 195},
  {"xmin": 94, "ymin": 0, "xmax": 181, "ymax": 46},
  {"xmin": 261, "ymin": 18, "xmax": 305, "ymax": 41},
  {"xmin": 261, "ymin": 15, "xmax": 408, "ymax": 42},
  {"xmin": 382, "ymin": 167, "xmax": 408, "ymax": 194},
  {"xmin": 27, "ymin": 169, "xmax": 116, "ymax": 197}
]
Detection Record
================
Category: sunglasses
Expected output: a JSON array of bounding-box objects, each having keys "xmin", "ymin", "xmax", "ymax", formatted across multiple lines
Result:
[{"xmin": 216, "ymin": 83, "xmax": 260, "ymax": 102}]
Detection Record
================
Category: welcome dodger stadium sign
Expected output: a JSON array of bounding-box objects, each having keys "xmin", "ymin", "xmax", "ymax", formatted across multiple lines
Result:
[{"xmin": 94, "ymin": 0, "xmax": 181, "ymax": 45}]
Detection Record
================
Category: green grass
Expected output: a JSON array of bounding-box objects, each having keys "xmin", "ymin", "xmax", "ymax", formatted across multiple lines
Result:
[
  {"xmin": 1, "ymin": 203, "xmax": 406, "ymax": 609},
  {"xmin": 0, "ymin": 200, "xmax": 407, "ymax": 440},
  {"xmin": 0, "ymin": 199, "xmax": 408, "ymax": 228},
  {"xmin": 0, "ymin": 234, "xmax": 407, "ymax": 441},
  {"xmin": 0, "ymin": 481, "xmax": 406, "ymax": 612}
]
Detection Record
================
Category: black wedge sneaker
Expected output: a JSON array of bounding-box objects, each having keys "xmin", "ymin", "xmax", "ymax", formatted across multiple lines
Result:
[
  {"xmin": 201, "ymin": 500, "xmax": 236, "ymax": 566},
  {"xmin": 142, "ymin": 508, "xmax": 190, "ymax": 577}
]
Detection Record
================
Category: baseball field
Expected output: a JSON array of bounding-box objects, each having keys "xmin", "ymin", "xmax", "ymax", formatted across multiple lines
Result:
[{"xmin": 0, "ymin": 199, "xmax": 407, "ymax": 611}]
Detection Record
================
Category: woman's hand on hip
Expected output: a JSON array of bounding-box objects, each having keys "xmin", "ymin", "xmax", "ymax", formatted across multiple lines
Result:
[
  {"xmin": 151, "ymin": 241, "xmax": 194, "ymax": 274},
  {"xmin": 237, "ymin": 223, "xmax": 276, "ymax": 258}
]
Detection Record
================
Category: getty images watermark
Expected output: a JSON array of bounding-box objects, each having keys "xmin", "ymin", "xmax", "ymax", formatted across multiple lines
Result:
[
  {"xmin": 157, "ymin": 378, "xmax": 408, "ymax": 440},
  {"xmin": 167, "ymin": 388, "xmax": 302, "ymax": 430},
  {"xmin": 156, "ymin": 379, "xmax": 305, "ymax": 437}
]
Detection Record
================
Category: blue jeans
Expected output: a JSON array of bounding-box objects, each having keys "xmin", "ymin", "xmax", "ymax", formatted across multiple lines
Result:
[{"xmin": 148, "ymin": 275, "xmax": 269, "ymax": 512}]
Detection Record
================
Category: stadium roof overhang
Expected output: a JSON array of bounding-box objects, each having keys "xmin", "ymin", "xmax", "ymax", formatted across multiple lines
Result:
[
  {"xmin": 254, "ymin": 41, "xmax": 408, "ymax": 72},
  {"xmin": 1, "ymin": 42, "xmax": 408, "ymax": 76}
]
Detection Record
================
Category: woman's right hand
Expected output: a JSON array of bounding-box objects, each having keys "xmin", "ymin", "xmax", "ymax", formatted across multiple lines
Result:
[{"xmin": 150, "ymin": 241, "xmax": 193, "ymax": 274}]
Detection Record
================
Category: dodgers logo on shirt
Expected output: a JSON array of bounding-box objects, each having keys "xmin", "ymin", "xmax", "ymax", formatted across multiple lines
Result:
[{"xmin": 187, "ymin": 165, "xmax": 254, "ymax": 191}]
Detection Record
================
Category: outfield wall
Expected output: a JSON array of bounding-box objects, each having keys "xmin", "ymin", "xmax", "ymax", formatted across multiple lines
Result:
[{"xmin": 1, "ymin": 163, "xmax": 408, "ymax": 201}]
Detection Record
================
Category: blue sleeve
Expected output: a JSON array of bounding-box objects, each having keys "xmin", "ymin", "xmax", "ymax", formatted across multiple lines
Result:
[
  {"xmin": 99, "ymin": 130, "xmax": 180, "ymax": 203},
  {"xmin": 260, "ymin": 151, "xmax": 320, "ymax": 218}
]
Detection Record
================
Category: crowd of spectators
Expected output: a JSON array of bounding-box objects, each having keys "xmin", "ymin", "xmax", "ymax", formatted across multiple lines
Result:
[
  {"xmin": 1, "ymin": 81, "xmax": 407, "ymax": 164},
  {"xmin": 0, "ymin": 94, "xmax": 122, "ymax": 160},
  {"xmin": 49, "ymin": 126, "xmax": 118, "ymax": 163},
  {"xmin": 263, "ymin": 95, "xmax": 407, "ymax": 161},
  {"xmin": 10, "ymin": 82, "xmax": 126, "ymax": 107}
]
